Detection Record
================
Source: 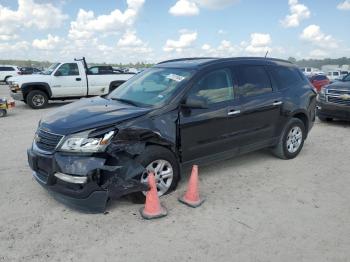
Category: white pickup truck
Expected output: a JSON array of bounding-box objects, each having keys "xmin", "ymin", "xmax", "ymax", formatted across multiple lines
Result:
[{"xmin": 8, "ymin": 58, "xmax": 135, "ymax": 109}]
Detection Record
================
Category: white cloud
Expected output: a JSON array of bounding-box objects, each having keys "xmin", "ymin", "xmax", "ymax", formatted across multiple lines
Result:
[
  {"xmin": 245, "ymin": 33, "xmax": 272, "ymax": 54},
  {"xmin": 169, "ymin": 0, "xmax": 238, "ymax": 16},
  {"xmin": 117, "ymin": 30, "xmax": 152, "ymax": 55},
  {"xmin": 194, "ymin": 0, "xmax": 239, "ymax": 9},
  {"xmin": 69, "ymin": 0, "xmax": 145, "ymax": 40},
  {"xmin": 337, "ymin": 0, "xmax": 350, "ymax": 10},
  {"xmin": 281, "ymin": 0, "xmax": 310, "ymax": 28},
  {"xmin": 32, "ymin": 34, "xmax": 62, "ymax": 50},
  {"xmin": 169, "ymin": 0, "xmax": 199, "ymax": 16},
  {"xmin": 0, "ymin": 0, "xmax": 67, "ymax": 40},
  {"xmin": 163, "ymin": 31, "xmax": 198, "ymax": 52},
  {"xmin": 300, "ymin": 25, "xmax": 338, "ymax": 49},
  {"xmin": 0, "ymin": 0, "xmax": 67, "ymax": 30}
]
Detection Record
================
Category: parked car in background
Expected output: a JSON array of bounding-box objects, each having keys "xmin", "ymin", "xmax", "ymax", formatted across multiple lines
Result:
[
  {"xmin": 0, "ymin": 65, "xmax": 21, "ymax": 83},
  {"xmin": 301, "ymin": 67, "xmax": 322, "ymax": 76},
  {"xmin": 26, "ymin": 57, "xmax": 316, "ymax": 212},
  {"xmin": 308, "ymin": 74, "xmax": 330, "ymax": 92},
  {"xmin": 19, "ymin": 67, "xmax": 43, "ymax": 75},
  {"xmin": 317, "ymin": 79, "xmax": 350, "ymax": 122},
  {"xmin": 327, "ymin": 70, "xmax": 343, "ymax": 81},
  {"xmin": 8, "ymin": 58, "xmax": 135, "ymax": 109}
]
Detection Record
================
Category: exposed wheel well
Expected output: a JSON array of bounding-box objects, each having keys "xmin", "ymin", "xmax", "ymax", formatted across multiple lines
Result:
[{"xmin": 292, "ymin": 113, "xmax": 309, "ymax": 135}]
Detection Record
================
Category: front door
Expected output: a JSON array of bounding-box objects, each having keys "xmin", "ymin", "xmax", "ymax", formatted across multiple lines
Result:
[{"xmin": 51, "ymin": 63, "xmax": 85, "ymax": 97}]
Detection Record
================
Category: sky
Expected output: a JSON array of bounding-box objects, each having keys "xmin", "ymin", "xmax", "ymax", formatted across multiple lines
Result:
[{"xmin": 0, "ymin": 0, "xmax": 349, "ymax": 63}]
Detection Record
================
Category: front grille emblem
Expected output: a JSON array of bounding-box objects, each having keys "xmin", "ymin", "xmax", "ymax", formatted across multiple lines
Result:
[{"xmin": 340, "ymin": 94, "xmax": 350, "ymax": 100}]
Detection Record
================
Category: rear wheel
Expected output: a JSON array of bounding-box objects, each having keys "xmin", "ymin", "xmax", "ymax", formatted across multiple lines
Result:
[
  {"xmin": 129, "ymin": 145, "xmax": 180, "ymax": 203},
  {"xmin": 26, "ymin": 90, "xmax": 48, "ymax": 109},
  {"xmin": 271, "ymin": 118, "xmax": 306, "ymax": 159}
]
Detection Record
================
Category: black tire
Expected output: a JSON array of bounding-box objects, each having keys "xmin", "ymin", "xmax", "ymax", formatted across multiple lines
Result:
[
  {"xmin": 129, "ymin": 145, "xmax": 180, "ymax": 203},
  {"xmin": 271, "ymin": 118, "xmax": 306, "ymax": 160},
  {"xmin": 26, "ymin": 90, "xmax": 48, "ymax": 109},
  {"xmin": 0, "ymin": 109, "xmax": 7, "ymax": 117},
  {"xmin": 318, "ymin": 116, "xmax": 332, "ymax": 122}
]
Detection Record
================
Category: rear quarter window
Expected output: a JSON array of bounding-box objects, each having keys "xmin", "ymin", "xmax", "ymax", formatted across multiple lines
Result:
[{"xmin": 269, "ymin": 66, "xmax": 305, "ymax": 90}]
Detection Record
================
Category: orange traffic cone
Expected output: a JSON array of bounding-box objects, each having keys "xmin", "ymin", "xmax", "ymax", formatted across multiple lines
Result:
[
  {"xmin": 140, "ymin": 172, "xmax": 168, "ymax": 219},
  {"xmin": 179, "ymin": 165, "xmax": 205, "ymax": 208}
]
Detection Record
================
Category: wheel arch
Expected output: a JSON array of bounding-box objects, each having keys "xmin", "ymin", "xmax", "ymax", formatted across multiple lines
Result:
[
  {"xmin": 291, "ymin": 111, "xmax": 309, "ymax": 136},
  {"xmin": 22, "ymin": 82, "xmax": 52, "ymax": 100}
]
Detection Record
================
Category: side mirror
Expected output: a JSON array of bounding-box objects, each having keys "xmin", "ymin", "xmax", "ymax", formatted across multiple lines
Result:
[
  {"xmin": 54, "ymin": 71, "xmax": 62, "ymax": 76},
  {"xmin": 183, "ymin": 96, "xmax": 208, "ymax": 109}
]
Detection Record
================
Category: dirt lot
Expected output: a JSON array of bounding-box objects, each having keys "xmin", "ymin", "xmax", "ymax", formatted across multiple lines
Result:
[{"xmin": 0, "ymin": 85, "xmax": 349, "ymax": 262}]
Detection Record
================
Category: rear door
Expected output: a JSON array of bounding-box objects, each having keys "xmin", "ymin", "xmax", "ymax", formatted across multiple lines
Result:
[
  {"xmin": 50, "ymin": 63, "xmax": 85, "ymax": 97},
  {"xmin": 234, "ymin": 65, "xmax": 283, "ymax": 151},
  {"xmin": 179, "ymin": 67, "xmax": 239, "ymax": 162}
]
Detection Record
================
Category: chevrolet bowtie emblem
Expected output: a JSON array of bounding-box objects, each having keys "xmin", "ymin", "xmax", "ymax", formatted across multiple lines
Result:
[{"xmin": 340, "ymin": 94, "xmax": 350, "ymax": 100}]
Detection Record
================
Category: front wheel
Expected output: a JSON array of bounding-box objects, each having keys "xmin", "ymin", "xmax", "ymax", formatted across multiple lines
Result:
[
  {"xmin": 271, "ymin": 118, "xmax": 306, "ymax": 159},
  {"xmin": 129, "ymin": 145, "xmax": 180, "ymax": 203},
  {"xmin": 26, "ymin": 90, "xmax": 48, "ymax": 109}
]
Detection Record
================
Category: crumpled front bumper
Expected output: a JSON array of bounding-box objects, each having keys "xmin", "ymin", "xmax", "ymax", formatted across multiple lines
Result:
[{"xmin": 27, "ymin": 148, "xmax": 148, "ymax": 213}]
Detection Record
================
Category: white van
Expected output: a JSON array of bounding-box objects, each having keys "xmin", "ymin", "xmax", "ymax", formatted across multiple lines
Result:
[{"xmin": 0, "ymin": 65, "xmax": 20, "ymax": 83}]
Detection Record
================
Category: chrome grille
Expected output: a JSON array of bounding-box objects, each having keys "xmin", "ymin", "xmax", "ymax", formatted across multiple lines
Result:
[
  {"xmin": 35, "ymin": 129, "xmax": 64, "ymax": 153},
  {"xmin": 326, "ymin": 89, "xmax": 350, "ymax": 106}
]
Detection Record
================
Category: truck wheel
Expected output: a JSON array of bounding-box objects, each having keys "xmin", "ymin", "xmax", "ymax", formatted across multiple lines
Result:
[
  {"xmin": 129, "ymin": 145, "xmax": 180, "ymax": 203},
  {"xmin": 0, "ymin": 109, "xmax": 7, "ymax": 117},
  {"xmin": 271, "ymin": 118, "xmax": 306, "ymax": 160},
  {"xmin": 109, "ymin": 81, "xmax": 124, "ymax": 93},
  {"xmin": 26, "ymin": 90, "xmax": 48, "ymax": 109}
]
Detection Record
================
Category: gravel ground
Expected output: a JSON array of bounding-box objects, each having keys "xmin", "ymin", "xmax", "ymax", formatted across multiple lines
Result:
[{"xmin": 1, "ymin": 85, "xmax": 350, "ymax": 262}]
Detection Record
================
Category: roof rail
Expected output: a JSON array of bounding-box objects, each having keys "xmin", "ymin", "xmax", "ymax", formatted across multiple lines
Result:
[{"xmin": 157, "ymin": 57, "xmax": 217, "ymax": 64}]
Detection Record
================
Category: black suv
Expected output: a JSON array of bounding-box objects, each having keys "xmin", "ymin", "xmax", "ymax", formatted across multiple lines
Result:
[{"xmin": 27, "ymin": 57, "xmax": 316, "ymax": 212}]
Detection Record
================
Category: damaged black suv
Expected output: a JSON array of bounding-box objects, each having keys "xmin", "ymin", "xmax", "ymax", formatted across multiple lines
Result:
[{"xmin": 27, "ymin": 57, "xmax": 316, "ymax": 212}]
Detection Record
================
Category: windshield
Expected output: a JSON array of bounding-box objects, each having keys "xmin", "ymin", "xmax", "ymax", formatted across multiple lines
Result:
[
  {"xmin": 41, "ymin": 63, "xmax": 60, "ymax": 75},
  {"xmin": 108, "ymin": 67, "xmax": 194, "ymax": 107}
]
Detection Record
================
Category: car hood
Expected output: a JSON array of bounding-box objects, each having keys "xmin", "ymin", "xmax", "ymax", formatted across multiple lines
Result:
[
  {"xmin": 9, "ymin": 74, "xmax": 51, "ymax": 84},
  {"xmin": 327, "ymin": 81, "xmax": 350, "ymax": 90},
  {"xmin": 40, "ymin": 96, "xmax": 152, "ymax": 135}
]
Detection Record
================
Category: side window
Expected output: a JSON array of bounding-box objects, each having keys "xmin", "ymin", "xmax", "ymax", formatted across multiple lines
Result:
[
  {"xmin": 89, "ymin": 67, "xmax": 99, "ymax": 74},
  {"xmin": 56, "ymin": 63, "xmax": 79, "ymax": 76},
  {"xmin": 238, "ymin": 66, "xmax": 272, "ymax": 96},
  {"xmin": 270, "ymin": 66, "xmax": 304, "ymax": 90},
  {"xmin": 0, "ymin": 67, "xmax": 15, "ymax": 71},
  {"xmin": 187, "ymin": 68, "xmax": 234, "ymax": 105},
  {"xmin": 344, "ymin": 74, "xmax": 350, "ymax": 82}
]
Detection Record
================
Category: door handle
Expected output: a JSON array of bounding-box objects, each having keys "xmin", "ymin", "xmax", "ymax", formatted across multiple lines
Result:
[
  {"xmin": 76, "ymin": 78, "xmax": 81, "ymax": 81},
  {"xmin": 272, "ymin": 101, "xmax": 283, "ymax": 106},
  {"xmin": 228, "ymin": 110, "xmax": 241, "ymax": 116}
]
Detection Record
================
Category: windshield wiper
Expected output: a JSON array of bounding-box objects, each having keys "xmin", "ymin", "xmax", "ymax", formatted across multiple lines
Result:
[{"xmin": 110, "ymin": 98, "xmax": 140, "ymax": 107}]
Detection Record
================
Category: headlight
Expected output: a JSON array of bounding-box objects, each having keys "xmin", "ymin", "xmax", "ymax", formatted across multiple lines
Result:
[
  {"xmin": 59, "ymin": 130, "xmax": 115, "ymax": 153},
  {"xmin": 9, "ymin": 81, "xmax": 20, "ymax": 91},
  {"xmin": 320, "ymin": 87, "xmax": 326, "ymax": 96}
]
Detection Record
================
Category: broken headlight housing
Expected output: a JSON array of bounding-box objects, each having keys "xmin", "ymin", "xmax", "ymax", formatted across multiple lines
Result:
[{"xmin": 59, "ymin": 130, "xmax": 115, "ymax": 153}]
